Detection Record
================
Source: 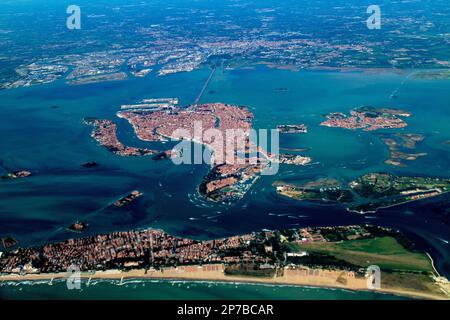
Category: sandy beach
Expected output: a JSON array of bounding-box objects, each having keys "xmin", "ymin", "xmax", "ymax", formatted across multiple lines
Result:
[{"xmin": 2, "ymin": 264, "xmax": 448, "ymax": 300}]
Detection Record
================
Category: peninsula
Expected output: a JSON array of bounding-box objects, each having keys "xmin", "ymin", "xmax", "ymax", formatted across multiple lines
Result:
[{"xmin": 84, "ymin": 118, "xmax": 157, "ymax": 157}]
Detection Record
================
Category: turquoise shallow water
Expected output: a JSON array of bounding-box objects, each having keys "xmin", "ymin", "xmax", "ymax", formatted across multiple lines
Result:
[
  {"xmin": 0, "ymin": 279, "xmax": 406, "ymax": 300},
  {"xmin": 0, "ymin": 66, "xmax": 449, "ymax": 298}
]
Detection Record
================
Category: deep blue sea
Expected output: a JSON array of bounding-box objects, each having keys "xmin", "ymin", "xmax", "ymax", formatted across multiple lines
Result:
[{"xmin": 0, "ymin": 66, "xmax": 449, "ymax": 299}]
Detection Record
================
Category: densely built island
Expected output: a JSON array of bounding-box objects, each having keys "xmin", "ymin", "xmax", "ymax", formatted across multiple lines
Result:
[
  {"xmin": 320, "ymin": 106, "xmax": 410, "ymax": 131},
  {"xmin": 85, "ymin": 100, "xmax": 311, "ymax": 204}
]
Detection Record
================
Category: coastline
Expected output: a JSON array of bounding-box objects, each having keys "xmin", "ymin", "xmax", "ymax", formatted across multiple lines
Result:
[{"xmin": 2, "ymin": 264, "xmax": 448, "ymax": 300}]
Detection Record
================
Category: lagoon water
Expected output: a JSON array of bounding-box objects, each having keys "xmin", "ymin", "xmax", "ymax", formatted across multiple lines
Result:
[{"xmin": 0, "ymin": 66, "xmax": 449, "ymax": 298}]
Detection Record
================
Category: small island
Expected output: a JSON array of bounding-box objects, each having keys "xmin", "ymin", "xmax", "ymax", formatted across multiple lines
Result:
[
  {"xmin": 1, "ymin": 170, "xmax": 32, "ymax": 180},
  {"xmin": 276, "ymin": 124, "xmax": 307, "ymax": 134},
  {"xmin": 81, "ymin": 161, "xmax": 99, "ymax": 168},
  {"xmin": 277, "ymin": 154, "xmax": 311, "ymax": 165},
  {"xmin": 1, "ymin": 236, "xmax": 18, "ymax": 249},
  {"xmin": 68, "ymin": 221, "xmax": 88, "ymax": 233},
  {"xmin": 113, "ymin": 190, "xmax": 143, "ymax": 207},
  {"xmin": 320, "ymin": 106, "xmax": 410, "ymax": 131},
  {"xmin": 378, "ymin": 133, "xmax": 427, "ymax": 167}
]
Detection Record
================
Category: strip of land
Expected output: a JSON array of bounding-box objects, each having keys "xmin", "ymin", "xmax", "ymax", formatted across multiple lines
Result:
[
  {"xmin": 1, "ymin": 225, "xmax": 449, "ymax": 299},
  {"xmin": 276, "ymin": 172, "xmax": 450, "ymax": 213}
]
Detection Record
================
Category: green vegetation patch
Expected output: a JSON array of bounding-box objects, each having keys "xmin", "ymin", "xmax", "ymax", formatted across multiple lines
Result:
[{"xmin": 288, "ymin": 236, "xmax": 433, "ymax": 273}]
